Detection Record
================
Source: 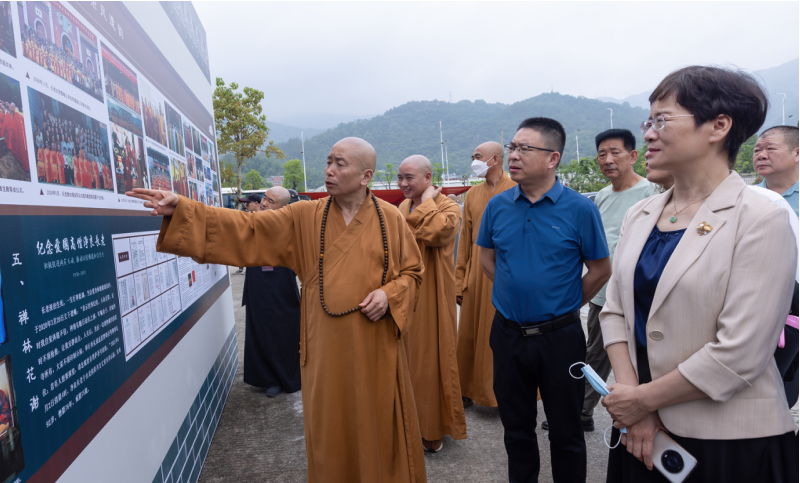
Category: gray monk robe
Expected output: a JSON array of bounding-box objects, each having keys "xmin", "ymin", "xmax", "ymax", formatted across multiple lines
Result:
[{"xmin": 242, "ymin": 265, "xmax": 301, "ymax": 392}]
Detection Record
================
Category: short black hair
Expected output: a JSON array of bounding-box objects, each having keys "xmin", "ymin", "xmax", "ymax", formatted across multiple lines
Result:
[
  {"xmin": 760, "ymin": 125, "xmax": 799, "ymax": 151},
  {"xmin": 595, "ymin": 129, "xmax": 636, "ymax": 152},
  {"xmin": 516, "ymin": 117, "xmax": 566, "ymax": 161},
  {"xmin": 649, "ymin": 65, "xmax": 768, "ymax": 167}
]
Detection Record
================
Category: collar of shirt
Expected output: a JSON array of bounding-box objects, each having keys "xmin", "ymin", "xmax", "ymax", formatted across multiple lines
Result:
[
  {"xmin": 757, "ymin": 178, "xmax": 799, "ymax": 197},
  {"xmin": 511, "ymin": 177, "xmax": 564, "ymax": 205}
]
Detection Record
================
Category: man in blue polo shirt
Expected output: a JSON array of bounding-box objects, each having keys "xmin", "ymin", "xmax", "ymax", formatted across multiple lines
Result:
[{"xmin": 477, "ymin": 117, "xmax": 610, "ymax": 483}]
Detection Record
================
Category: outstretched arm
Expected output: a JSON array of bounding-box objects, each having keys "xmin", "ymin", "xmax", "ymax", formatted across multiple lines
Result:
[{"xmin": 127, "ymin": 189, "xmax": 302, "ymax": 272}]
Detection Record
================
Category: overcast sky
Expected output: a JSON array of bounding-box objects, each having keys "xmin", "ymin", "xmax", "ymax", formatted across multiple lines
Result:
[{"xmin": 194, "ymin": 1, "xmax": 798, "ymax": 128}]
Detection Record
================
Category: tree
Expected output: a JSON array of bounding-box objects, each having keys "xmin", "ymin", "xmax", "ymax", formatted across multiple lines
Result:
[
  {"xmin": 213, "ymin": 77, "xmax": 284, "ymax": 198},
  {"xmin": 557, "ymin": 156, "xmax": 609, "ymax": 193},
  {"xmin": 283, "ymin": 159, "xmax": 305, "ymax": 190},
  {"xmin": 461, "ymin": 173, "xmax": 471, "ymax": 186},
  {"xmin": 733, "ymin": 134, "xmax": 757, "ymax": 175},
  {"xmin": 245, "ymin": 169, "xmax": 264, "ymax": 190},
  {"xmin": 381, "ymin": 163, "xmax": 396, "ymax": 189},
  {"xmin": 431, "ymin": 162, "xmax": 444, "ymax": 186},
  {"xmin": 220, "ymin": 163, "xmax": 235, "ymax": 187}
]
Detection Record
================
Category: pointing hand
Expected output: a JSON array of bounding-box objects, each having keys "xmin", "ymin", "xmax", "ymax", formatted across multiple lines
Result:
[{"xmin": 126, "ymin": 188, "xmax": 180, "ymax": 216}]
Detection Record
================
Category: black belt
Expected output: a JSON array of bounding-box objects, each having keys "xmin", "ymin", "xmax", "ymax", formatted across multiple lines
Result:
[{"xmin": 499, "ymin": 309, "xmax": 581, "ymax": 337}]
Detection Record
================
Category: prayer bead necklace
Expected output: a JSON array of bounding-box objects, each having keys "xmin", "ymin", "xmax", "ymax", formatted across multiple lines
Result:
[{"xmin": 319, "ymin": 193, "xmax": 389, "ymax": 317}]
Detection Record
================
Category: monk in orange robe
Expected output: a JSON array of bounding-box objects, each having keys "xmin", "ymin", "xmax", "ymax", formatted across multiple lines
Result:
[
  {"xmin": 36, "ymin": 146, "xmax": 46, "ymax": 181},
  {"xmin": 397, "ymin": 155, "xmax": 466, "ymax": 452},
  {"xmin": 456, "ymin": 141, "xmax": 516, "ymax": 408},
  {"xmin": 129, "ymin": 137, "xmax": 427, "ymax": 483},
  {"xmin": 44, "ymin": 144, "xmax": 54, "ymax": 183}
]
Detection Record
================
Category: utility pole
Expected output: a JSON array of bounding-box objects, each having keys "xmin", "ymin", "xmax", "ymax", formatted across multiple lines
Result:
[
  {"xmin": 777, "ymin": 93, "xmax": 786, "ymax": 125},
  {"xmin": 607, "ymin": 108, "xmax": 613, "ymax": 129},
  {"xmin": 439, "ymin": 121, "xmax": 446, "ymax": 183},
  {"xmin": 301, "ymin": 131, "xmax": 308, "ymax": 192},
  {"xmin": 576, "ymin": 132, "xmax": 580, "ymax": 162},
  {"xmin": 444, "ymin": 143, "xmax": 450, "ymax": 186}
]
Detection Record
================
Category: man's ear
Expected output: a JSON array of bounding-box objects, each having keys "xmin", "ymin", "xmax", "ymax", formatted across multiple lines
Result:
[
  {"xmin": 630, "ymin": 150, "xmax": 638, "ymax": 165},
  {"xmin": 549, "ymin": 152, "xmax": 560, "ymax": 169}
]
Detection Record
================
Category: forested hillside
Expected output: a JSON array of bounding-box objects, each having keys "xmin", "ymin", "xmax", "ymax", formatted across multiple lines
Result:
[{"xmin": 269, "ymin": 93, "xmax": 648, "ymax": 189}]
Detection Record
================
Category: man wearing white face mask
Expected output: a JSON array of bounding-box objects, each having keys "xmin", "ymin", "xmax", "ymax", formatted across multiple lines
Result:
[{"xmin": 456, "ymin": 141, "xmax": 516, "ymax": 408}]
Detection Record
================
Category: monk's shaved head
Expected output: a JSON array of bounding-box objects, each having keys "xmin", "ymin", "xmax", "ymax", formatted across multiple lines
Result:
[
  {"xmin": 399, "ymin": 155, "xmax": 432, "ymax": 175},
  {"xmin": 334, "ymin": 137, "xmax": 377, "ymax": 172},
  {"xmin": 266, "ymin": 186, "xmax": 292, "ymax": 209},
  {"xmin": 476, "ymin": 141, "xmax": 504, "ymax": 161}
]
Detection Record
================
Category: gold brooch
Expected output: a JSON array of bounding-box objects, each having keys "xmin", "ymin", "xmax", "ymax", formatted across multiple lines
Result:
[{"xmin": 696, "ymin": 222, "xmax": 712, "ymax": 235}]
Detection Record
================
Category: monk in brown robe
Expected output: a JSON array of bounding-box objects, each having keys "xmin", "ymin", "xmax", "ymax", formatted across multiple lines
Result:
[
  {"xmin": 397, "ymin": 155, "xmax": 466, "ymax": 453},
  {"xmin": 456, "ymin": 141, "xmax": 516, "ymax": 408},
  {"xmin": 129, "ymin": 137, "xmax": 427, "ymax": 483}
]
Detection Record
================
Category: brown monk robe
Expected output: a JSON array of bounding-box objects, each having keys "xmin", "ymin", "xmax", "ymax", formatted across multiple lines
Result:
[
  {"xmin": 129, "ymin": 138, "xmax": 427, "ymax": 483},
  {"xmin": 397, "ymin": 156, "xmax": 466, "ymax": 452},
  {"xmin": 456, "ymin": 142, "xmax": 516, "ymax": 407}
]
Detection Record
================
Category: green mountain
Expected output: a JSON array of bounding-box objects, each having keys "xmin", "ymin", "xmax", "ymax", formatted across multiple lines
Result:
[{"xmin": 275, "ymin": 93, "xmax": 649, "ymax": 189}]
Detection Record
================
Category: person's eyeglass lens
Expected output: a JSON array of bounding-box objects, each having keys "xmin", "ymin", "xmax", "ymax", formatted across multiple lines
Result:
[
  {"xmin": 504, "ymin": 144, "xmax": 555, "ymax": 154},
  {"xmin": 640, "ymin": 114, "xmax": 694, "ymax": 134}
]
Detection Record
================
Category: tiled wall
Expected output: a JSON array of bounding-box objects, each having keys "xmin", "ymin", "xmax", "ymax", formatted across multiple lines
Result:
[{"xmin": 152, "ymin": 326, "xmax": 238, "ymax": 483}]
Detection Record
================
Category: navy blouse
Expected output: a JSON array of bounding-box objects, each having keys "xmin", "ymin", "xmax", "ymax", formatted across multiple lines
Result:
[{"xmin": 633, "ymin": 226, "xmax": 686, "ymax": 348}]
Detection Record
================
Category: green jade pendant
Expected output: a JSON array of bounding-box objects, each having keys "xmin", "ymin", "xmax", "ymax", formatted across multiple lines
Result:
[{"xmin": 670, "ymin": 215, "xmax": 678, "ymax": 223}]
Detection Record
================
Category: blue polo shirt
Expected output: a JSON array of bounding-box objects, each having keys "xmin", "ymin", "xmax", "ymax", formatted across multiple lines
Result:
[
  {"xmin": 757, "ymin": 179, "xmax": 799, "ymax": 217},
  {"xmin": 476, "ymin": 178, "xmax": 608, "ymax": 324}
]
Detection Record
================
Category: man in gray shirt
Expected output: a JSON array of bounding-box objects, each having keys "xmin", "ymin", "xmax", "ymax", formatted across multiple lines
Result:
[{"xmin": 543, "ymin": 129, "xmax": 656, "ymax": 432}]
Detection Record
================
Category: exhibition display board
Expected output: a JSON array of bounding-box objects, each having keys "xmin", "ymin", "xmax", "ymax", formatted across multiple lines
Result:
[{"xmin": 0, "ymin": 3, "xmax": 235, "ymax": 482}]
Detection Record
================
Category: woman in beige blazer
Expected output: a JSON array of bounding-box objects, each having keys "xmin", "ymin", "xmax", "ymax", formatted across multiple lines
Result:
[{"xmin": 600, "ymin": 66, "xmax": 798, "ymax": 482}]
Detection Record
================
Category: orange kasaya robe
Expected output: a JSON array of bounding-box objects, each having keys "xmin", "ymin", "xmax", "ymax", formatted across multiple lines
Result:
[
  {"xmin": 398, "ymin": 193, "xmax": 467, "ymax": 442},
  {"xmin": 74, "ymin": 157, "xmax": 83, "ymax": 188},
  {"xmin": 36, "ymin": 148, "xmax": 46, "ymax": 180},
  {"xmin": 455, "ymin": 173, "xmax": 517, "ymax": 407},
  {"xmin": 157, "ymin": 193, "xmax": 428, "ymax": 483},
  {"xmin": 44, "ymin": 148, "xmax": 54, "ymax": 183}
]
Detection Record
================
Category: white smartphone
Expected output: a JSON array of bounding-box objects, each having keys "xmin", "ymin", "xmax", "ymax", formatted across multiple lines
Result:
[{"xmin": 652, "ymin": 430, "xmax": 697, "ymax": 483}]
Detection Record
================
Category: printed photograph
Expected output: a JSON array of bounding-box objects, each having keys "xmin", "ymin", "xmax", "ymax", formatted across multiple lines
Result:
[
  {"xmin": 0, "ymin": 1, "xmax": 16, "ymax": 57},
  {"xmin": 140, "ymin": 80, "xmax": 167, "ymax": 148},
  {"xmin": 200, "ymin": 136, "xmax": 209, "ymax": 163},
  {"xmin": 111, "ymin": 123, "xmax": 148, "ymax": 194},
  {"xmin": 170, "ymin": 156, "xmax": 188, "ymax": 197},
  {"xmin": 0, "ymin": 355, "xmax": 24, "ymax": 482},
  {"xmin": 28, "ymin": 87, "xmax": 113, "ymax": 191},
  {"xmin": 193, "ymin": 155, "xmax": 204, "ymax": 183},
  {"xmin": 0, "ymin": 72, "xmax": 30, "ymax": 182},
  {"xmin": 183, "ymin": 121, "xmax": 193, "ymax": 153},
  {"xmin": 19, "ymin": 1, "xmax": 103, "ymax": 101},
  {"xmin": 212, "ymin": 191, "xmax": 220, "ymax": 207},
  {"xmin": 102, "ymin": 43, "xmax": 143, "ymax": 137},
  {"xmin": 147, "ymin": 147, "xmax": 171, "ymax": 192},
  {"xmin": 205, "ymin": 182, "xmax": 212, "ymax": 206},
  {"xmin": 211, "ymin": 172, "xmax": 218, "ymax": 193},
  {"xmin": 188, "ymin": 178, "xmax": 198, "ymax": 201},
  {"xmin": 208, "ymin": 146, "xmax": 218, "ymax": 173},
  {"xmin": 186, "ymin": 152, "xmax": 196, "ymax": 179},
  {"xmin": 191, "ymin": 126, "xmax": 201, "ymax": 156},
  {"xmin": 164, "ymin": 102, "xmax": 184, "ymax": 156},
  {"xmin": 204, "ymin": 163, "xmax": 211, "ymax": 181}
]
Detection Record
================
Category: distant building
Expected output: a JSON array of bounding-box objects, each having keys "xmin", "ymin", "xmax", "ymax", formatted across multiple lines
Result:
[{"xmin": 271, "ymin": 176, "xmax": 283, "ymax": 186}]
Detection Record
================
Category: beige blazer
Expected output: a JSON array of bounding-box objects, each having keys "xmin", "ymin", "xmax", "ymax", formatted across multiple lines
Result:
[{"xmin": 600, "ymin": 172, "xmax": 797, "ymax": 440}]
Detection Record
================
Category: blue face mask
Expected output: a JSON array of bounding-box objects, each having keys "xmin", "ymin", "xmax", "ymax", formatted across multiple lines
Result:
[{"xmin": 569, "ymin": 362, "xmax": 625, "ymax": 448}]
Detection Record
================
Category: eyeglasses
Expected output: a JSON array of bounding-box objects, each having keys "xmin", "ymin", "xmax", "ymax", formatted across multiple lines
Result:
[
  {"xmin": 640, "ymin": 114, "xmax": 694, "ymax": 134},
  {"xmin": 504, "ymin": 144, "xmax": 554, "ymax": 155}
]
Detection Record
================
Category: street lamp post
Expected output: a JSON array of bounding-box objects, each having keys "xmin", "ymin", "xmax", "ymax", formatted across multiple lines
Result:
[
  {"xmin": 576, "ymin": 131, "xmax": 580, "ymax": 162},
  {"xmin": 607, "ymin": 108, "xmax": 613, "ymax": 129},
  {"xmin": 301, "ymin": 131, "xmax": 308, "ymax": 192},
  {"xmin": 776, "ymin": 93, "xmax": 786, "ymax": 125}
]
